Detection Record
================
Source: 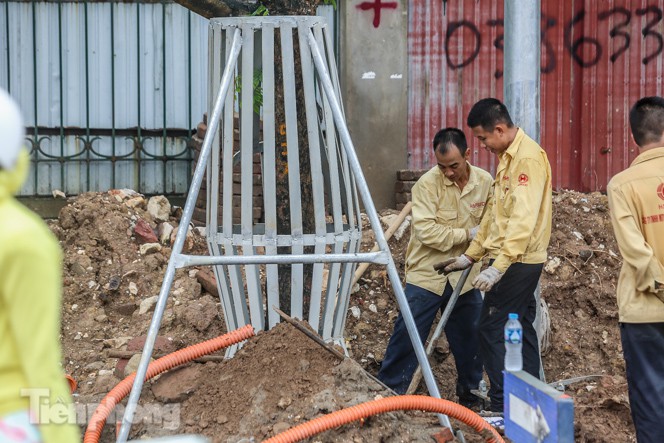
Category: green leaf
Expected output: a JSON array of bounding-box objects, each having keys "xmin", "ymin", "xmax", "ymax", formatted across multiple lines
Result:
[
  {"xmin": 251, "ymin": 4, "xmax": 269, "ymax": 16},
  {"xmin": 234, "ymin": 69, "xmax": 264, "ymax": 115}
]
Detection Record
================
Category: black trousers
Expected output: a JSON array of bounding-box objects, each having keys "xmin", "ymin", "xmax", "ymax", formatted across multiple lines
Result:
[
  {"xmin": 481, "ymin": 261, "xmax": 542, "ymax": 411},
  {"xmin": 377, "ymin": 282, "xmax": 483, "ymax": 401},
  {"xmin": 621, "ymin": 322, "xmax": 664, "ymax": 443}
]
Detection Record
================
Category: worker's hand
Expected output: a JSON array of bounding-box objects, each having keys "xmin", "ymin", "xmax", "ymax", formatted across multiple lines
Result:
[
  {"xmin": 472, "ymin": 266, "xmax": 503, "ymax": 292},
  {"xmin": 467, "ymin": 225, "xmax": 480, "ymax": 241},
  {"xmin": 433, "ymin": 255, "xmax": 473, "ymax": 275}
]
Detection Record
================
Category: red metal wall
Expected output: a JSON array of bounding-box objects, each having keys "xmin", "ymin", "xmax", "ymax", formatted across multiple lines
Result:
[{"xmin": 408, "ymin": 0, "xmax": 664, "ymax": 191}]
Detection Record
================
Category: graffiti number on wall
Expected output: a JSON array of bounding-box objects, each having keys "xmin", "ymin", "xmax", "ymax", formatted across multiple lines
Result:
[
  {"xmin": 565, "ymin": 10, "xmax": 603, "ymax": 68},
  {"xmin": 487, "ymin": 19, "xmax": 504, "ymax": 78},
  {"xmin": 541, "ymin": 15, "xmax": 557, "ymax": 73},
  {"xmin": 357, "ymin": 0, "xmax": 398, "ymax": 28},
  {"xmin": 443, "ymin": 6, "xmax": 664, "ymax": 73},
  {"xmin": 636, "ymin": 6, "xmax": 664, "ymax": 65},
  {"xmin": 445, "ymin": 21, "xmax": 481, "ymax": 69},
  {"xmin": 598, "ymin": 7, "xmax": 631, "ymax": 63}
]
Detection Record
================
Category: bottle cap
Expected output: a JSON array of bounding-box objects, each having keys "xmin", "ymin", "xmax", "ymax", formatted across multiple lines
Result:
[{"xmin": 508, "ymin": 313, "xmax": 518, "ymax": 320}]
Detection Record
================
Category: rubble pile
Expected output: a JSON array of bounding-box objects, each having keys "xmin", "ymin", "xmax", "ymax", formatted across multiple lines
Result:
[{"xmin": 54, "ymin": 190, "xmax": 635, "ymax": 442}]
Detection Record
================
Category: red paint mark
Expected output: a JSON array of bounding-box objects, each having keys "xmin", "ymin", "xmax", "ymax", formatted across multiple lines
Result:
[{"xmin": 357, "ymin": 0, "xmax": 398, "ymax": 28}]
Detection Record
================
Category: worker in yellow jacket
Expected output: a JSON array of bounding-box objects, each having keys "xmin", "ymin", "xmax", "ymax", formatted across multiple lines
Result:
[
  {"xmin": 437, "ymin": 98, "xmax": 552, "ymax": 413},
  {"xmin": 607, "ymin": 96, "xmax": 664, "ymax": 443},
  {"xmin": 0, "ymin": 89, "xmax": 80, "ymax": 442},
  {"xmin": 378, "ymin": 128, "xmax": 493, "ymax": 408}
]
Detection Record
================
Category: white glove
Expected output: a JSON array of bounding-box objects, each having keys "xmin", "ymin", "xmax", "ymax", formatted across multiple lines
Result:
[
  {"xmin": 434, "ymin": 255, "xmax": 474, "ymax": 275},
  {"xmin": 467, "ymin": 225, "xmax": 480, "ymax": 241},
  {"xmin": 472, "ymin": 266, "xmax": 503, "ymax": 292}
]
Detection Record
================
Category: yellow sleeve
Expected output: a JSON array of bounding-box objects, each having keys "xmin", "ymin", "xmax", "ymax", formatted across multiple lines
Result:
[
  {"xmin": 411, "ymin": 179, "xmax": 468, "ymax": 252},
  {"xmin": 2, "ymin": 236, "xmax": 80, "ymax": 442},
  {"xmin": 608, "ymin": 183, "xmax": 664, "ymax": 296},
  {"xmin": 465, "ymin": 182, "xmax": 494, "ymax": 261},
  {"xmin": 493, "ymin": 159, "xmax": 548, "ymax": 272}
]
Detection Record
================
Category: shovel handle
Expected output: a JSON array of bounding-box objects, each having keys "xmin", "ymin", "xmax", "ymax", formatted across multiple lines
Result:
[{"xmin": 405, "ymin": 267, "xmax": 472, "ymax": 395}]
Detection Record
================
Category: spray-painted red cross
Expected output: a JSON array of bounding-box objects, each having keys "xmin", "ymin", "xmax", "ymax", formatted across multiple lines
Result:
[{"xmin": 356, "ymin": 0, "xmax": 398, "ymax": 28}]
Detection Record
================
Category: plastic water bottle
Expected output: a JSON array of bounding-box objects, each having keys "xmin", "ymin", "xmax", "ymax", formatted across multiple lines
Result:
[{"xmin": 504, "ymin": 313, "xmax": 523, "ymax": 371}]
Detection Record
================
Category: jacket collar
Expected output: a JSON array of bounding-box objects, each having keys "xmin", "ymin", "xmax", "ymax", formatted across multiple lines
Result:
[
  {"xmin": 631, "ymin": 146, "xmax": 664, "ymax": 167},
  {"xmin": 502, "ymin": 128, "xmax": 525, "ymax": 160}
]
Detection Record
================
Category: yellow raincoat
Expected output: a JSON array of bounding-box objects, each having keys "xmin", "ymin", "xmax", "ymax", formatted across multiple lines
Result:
[{"xmin": 0, "ymin": 150, "xmax": 81, "ymax": 442}]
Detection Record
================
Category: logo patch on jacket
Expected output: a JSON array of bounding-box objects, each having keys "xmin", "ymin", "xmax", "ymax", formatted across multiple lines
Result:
[
  {"xmin": 658, "ymin": 183, "xmax": 664, "ymax": 201},
  {"xmin": 518, "ymin": 173, "xmax": 529, "ymax": 185}
]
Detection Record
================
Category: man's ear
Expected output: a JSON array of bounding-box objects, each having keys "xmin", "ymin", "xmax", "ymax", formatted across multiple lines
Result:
[{"xmin": 494, "ymin": 123, "xmax": 507, "ymax": 137}]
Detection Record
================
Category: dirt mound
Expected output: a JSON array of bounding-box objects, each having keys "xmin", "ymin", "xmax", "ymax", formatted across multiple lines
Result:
[{"xmin": 53, "ymin": 190, "xmax": 635, "ymax": 442}]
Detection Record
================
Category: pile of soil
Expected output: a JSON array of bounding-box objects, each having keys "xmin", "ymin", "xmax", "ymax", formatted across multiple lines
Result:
[{"xmin": 53, "ymin": 189, "xmax": 635, "ymax": 442}]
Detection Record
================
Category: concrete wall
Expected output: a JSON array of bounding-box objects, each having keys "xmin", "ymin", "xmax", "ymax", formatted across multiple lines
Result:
[{"xmin": 339, "ymin": 0, "xmax": 409, "ymax": 210}]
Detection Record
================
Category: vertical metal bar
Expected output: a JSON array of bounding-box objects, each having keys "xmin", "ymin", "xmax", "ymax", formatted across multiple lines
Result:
[
  {"xmin": 297, "ymin": 23, "xmax": 326, "ymax": 331},
  {"xmin": 162, "ymin": 1, "xmax": 167, "ymax": 190},
  {"xmin": 208, "ymin": 22, "xmax": 221, "ymax": 241},
  {"xmin": 334, "ymin": 236, "xmax": 358, "ymax": 339},
  {"xmin": 262, "ymin": 24, "xmax": 279, "ymax": 328},
  {"xmin": 110, "ymin": 0, "xmax": 116, "ymax": 188},
  {"xmin": 322, "ymin": 21, "xmax": 344, "ymax": 115},
  {"xmin": 84, "ymin": 0, "xmax": 91, "ymax": 189},
  {"xmin": 187, "ymin": 9, "xmax": 193, "ymax": 189},
  {"xmin": 208, "ymin": 22, "xmax": 237, "ymax": 338},
  {"xmin": 136, "ymin": 2, "xmax": 142, "ymax": 193},
  {"xmin": 306, "ymin": 31, "xmax": 451, "ymax": 430},
  {"xmin": 4, "ymin": 2, "xmax": 10, "ymax": 92},
  {"xmin": 222, "ymin": 27, "xmax": 234, "ymax": 236},
  {"xmin": 316, "ymin": 24, "xmax": 344, "ymax": 339},
  {"xmin": 240, "ymin": 23, "xmax": 264, "ymax": 330},
  {"xmin": 117, "ymin": 28, "xmax": 243, "ymax": 443},
  {"xmin": 280, "ymin": 24, "xmax": 304, "ymax": 319},
  {"xmin": 58, "ymin": 0, "xmax": 65, "ymax": 190},
  {"xmin": 31, "ymin": 0, "xmax": 38, "ymax": 191},
  {"xmin": 222, "ymin": 26, "xmax": 250, "ymax": 328}
]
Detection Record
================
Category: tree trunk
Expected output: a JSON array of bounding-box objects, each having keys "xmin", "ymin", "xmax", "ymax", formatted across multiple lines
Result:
[
  {"xmin": 177, "ymin": 0, "xmax": 323, "ymax": 320},
  {"xmin": 267, "ymin": 0, "xmax": 319, "ymax": 318}
]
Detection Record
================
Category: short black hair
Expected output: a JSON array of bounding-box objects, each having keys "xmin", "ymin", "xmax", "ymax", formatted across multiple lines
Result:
[
  {"xmin": 433, "ymin": 127, "xmax": 468, "ymax": 156},
  {"xmin": 629, "ymin": 96, "xmax": 664, "ymax": 147},
  {"xmin": 466, "ymin": 98, "xmax": 514, "ymax": 131}
]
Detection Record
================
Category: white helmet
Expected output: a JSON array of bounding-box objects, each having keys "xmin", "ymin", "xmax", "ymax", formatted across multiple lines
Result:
[{"xmin": 0, "ymin": 88, "xmax": 26, "ymax": 170}]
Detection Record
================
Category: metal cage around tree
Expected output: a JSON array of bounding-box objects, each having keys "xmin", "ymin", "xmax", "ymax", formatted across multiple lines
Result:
[{"xmin": 118, "ymin": 16, "xmax": 452, "ymax": 441}]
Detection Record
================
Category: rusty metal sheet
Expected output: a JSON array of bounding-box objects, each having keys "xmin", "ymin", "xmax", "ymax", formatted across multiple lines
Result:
[{"xmin": 408, "ymin": 0, "xmax": 664, "ymax": 191}]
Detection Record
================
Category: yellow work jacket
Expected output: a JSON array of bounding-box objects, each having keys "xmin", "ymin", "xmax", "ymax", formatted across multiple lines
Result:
[
  {"xmin": 405, "ymin": 163, "xmax": 494, "ymax": 295},
  {"xmin": 0, "ymin": 151, "xmax": 80, "ymax": 442},
  {"xmin": 607, "ymin": 146, "xmax": 664, "ymax": 323},
  {"xmin": 465, "ymin": 128, "xmax": 552, "ymax": 272}
]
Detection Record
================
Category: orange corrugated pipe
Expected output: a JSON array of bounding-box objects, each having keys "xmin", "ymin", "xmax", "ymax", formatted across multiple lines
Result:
[
  {"xmin": 263, "ymin": 395, "xmax": 505, "ymax": 443},
  {"xmin": 83, "ymin": 324, "xmax": 254, "ymax": 443}
]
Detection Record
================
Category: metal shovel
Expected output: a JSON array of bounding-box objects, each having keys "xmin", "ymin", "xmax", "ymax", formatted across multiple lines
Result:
[{"xmin": 405, "ymin": 267, "xmax": 472, "ymax": 395}]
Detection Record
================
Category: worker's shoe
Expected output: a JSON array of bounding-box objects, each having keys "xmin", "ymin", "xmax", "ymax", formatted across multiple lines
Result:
[
  {"xmin": 458, "ymin": 395, "xmax": 481, "ymax": 411},
  {"xmin": 457, "ymin": 384, "xmax": 481, "ymax": 411}
]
